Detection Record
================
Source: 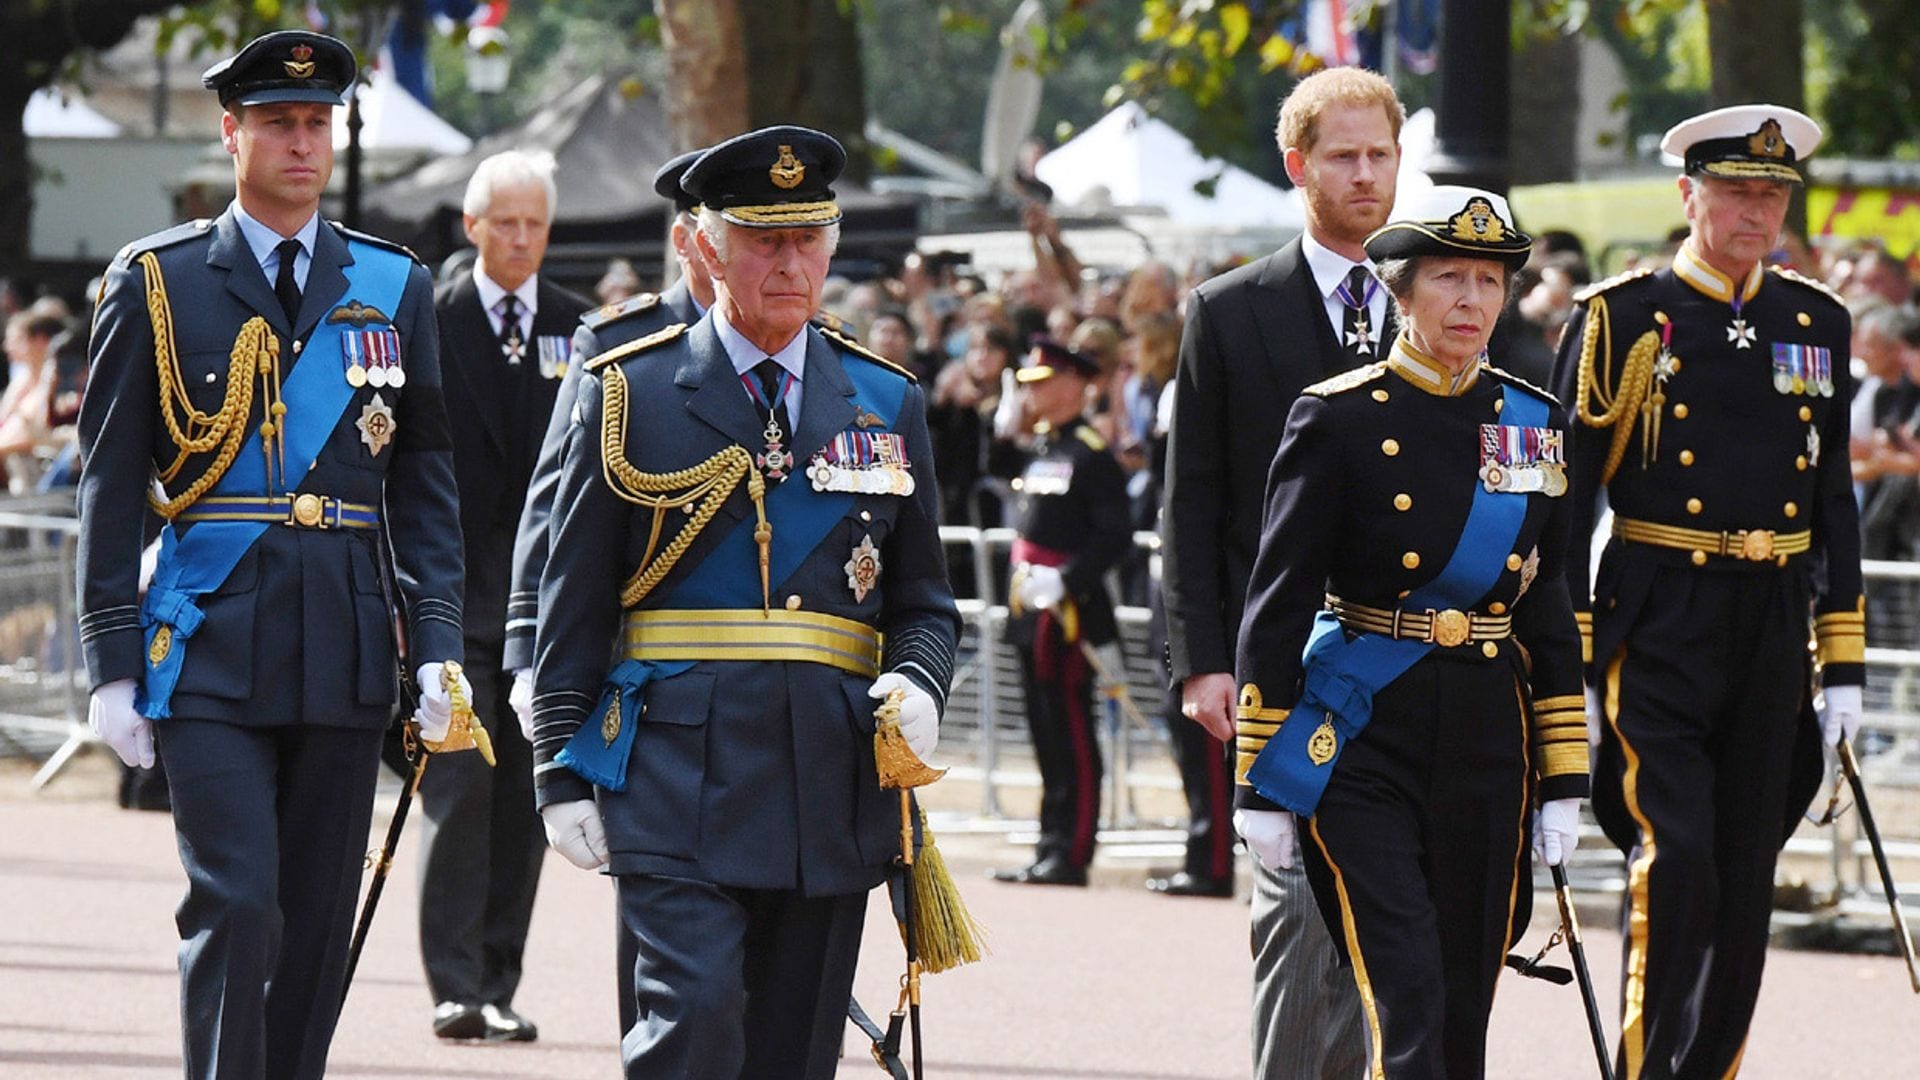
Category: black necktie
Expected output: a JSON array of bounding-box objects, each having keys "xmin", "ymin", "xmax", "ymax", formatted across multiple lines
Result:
[
  {"xmin": 752, "ymin": 359, "xmax": 794, "ymax": 482},
  {"xmin": 273, "ymin": 238, "xmax": 302, "ymax": 326},
  {"xmin": 498, "ymin": 294, "xmax": 526, "ymax": 365},
  {"xmin": 1341, "ymin": 265, "xmax": 1378, "ymax": 358}
]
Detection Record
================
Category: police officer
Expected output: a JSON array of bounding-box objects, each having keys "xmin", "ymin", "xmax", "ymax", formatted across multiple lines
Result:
[
  {"xmin": 990, "ymin": 339, "xmax": 1131, "ymax": 887},
  {"xmin": 1237, "ymin": 187, "xmax": 1587, "ymax": 1079},
  {"xmin": 529, "ymin": 126, "xmax": 959, "ymax": 1078},
  {"xmin": 1551, "ymin": 105, "xmax": 1857, "ymax": 1080},
  {"xmin": 76, "ymin": 31, "xmax": 465, "ymax": 1080}
]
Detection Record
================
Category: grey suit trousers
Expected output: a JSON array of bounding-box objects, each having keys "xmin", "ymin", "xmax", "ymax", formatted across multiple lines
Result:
[{"xmin": 1252, "ymin": 857, "xmax": 1367, "ymax": 1079}]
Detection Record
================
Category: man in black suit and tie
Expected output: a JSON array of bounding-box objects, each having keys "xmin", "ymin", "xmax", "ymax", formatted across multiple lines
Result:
[
  {"xmin": 415, "ymin": 149, "xmax": 591, "ymax": 1042},
  {"xmin": 1160, "ymin": 66, "xmax": 1404, "ymax": 1078}
]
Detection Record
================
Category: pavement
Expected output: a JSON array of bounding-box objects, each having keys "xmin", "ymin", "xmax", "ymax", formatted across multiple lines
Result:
[{"xmin": 3, "ymin": 750, "xmax": 1917, "ymax": 1078}]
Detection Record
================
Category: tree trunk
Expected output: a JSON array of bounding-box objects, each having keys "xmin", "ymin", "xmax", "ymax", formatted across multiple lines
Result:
[
  {"xmin": 0, "ymin": 84, "xmax": 30, "ymax": 282},
  {"xmin": 657, "ymin": 0, "xmax": 749, "ymax": 152},
  {"xmin": 1706, "ymin": 0, "xmax": 1804, "ymax": 110},
  {"xmin": 741, "ymin": 0, "xmax": 869, "ymax": 182},
  {"xmin": 1510, "ymin": 29, "xmax": 1582, "ymax": 186}
]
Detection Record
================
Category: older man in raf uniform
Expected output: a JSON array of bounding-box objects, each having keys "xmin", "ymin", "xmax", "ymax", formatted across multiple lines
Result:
[
  {"xmin": 1552, "ymin": 104, "xmax": 1858, "ymax": 1080},
  {"xmin": 529, "ymin": 125, "xmax": 959, "ymax": 1077},
  {"xmin": 76, "ymin": 30, "xmax": 465, "ymax": 1080}
]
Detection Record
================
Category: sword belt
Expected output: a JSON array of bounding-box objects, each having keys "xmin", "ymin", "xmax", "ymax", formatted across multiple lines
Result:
[
  {"xmin": 623, "ymin": 607, "xmax": 881, "ymax": 678},
  {"xmin": 1612, "ymin": 516, "xmax": 1811, "ymax": 563},
  {"xmin": 173, "ymin": 493, "xmax": 381, "ymax": 530},
  {"xmin": 1327, "ymin": 593, "xmax": 1512, "ymax": 648}
]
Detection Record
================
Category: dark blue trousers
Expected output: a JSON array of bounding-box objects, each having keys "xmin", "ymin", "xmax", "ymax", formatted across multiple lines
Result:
[
  {"xmin": 156, "ymin": 719, "xmax": 383, "ymax": 1080},
  {"xmin": 617, "ymin": 874, "xmax": 867, "ymax": 1079}
]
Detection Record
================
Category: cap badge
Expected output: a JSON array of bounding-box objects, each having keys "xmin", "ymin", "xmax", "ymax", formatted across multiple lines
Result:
[
  {"xmin": 770, "ymin": 144, "xmax": 805, "ymax": 190},
  {"xmin": 284, "ymin": 44, "xmax": 317, "ymax": 80},
  {"xmin": 1748, "ymin": 118, "xmax": 1787, "ymax": 159},
  {"xmin": 1447, "ymin": 197, "xmax": 1507, "ymax": 243}
]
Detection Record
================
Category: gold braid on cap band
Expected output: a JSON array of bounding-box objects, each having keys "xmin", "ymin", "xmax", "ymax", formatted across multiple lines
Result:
[
  {"xmin": 598, "ymin": 364, "xmax": 773, "ymax": 611},
  {"xmin": 1572, "ymin": 292, "xmax": 1661, "ymax": 484},
  {"xmin": 720, "ymin": 200, "xmax": 840, "ymax": 225},
  {"xmin": 141, "ymin": 251, "xmax": 283, "ymax": 519}
]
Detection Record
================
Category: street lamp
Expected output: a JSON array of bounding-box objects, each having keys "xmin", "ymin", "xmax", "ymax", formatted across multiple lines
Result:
[{"xmin": 466, "ymin": 26, "xmax": 511, "ymax": 135}]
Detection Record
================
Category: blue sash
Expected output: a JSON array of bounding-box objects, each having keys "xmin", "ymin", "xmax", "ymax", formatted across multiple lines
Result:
[
  {"xmin": 558, "ymin": 353, "xmax": 909, "ymax": 790},
  {"xmin": 1244, "ymin": 384, "xmax": 1546, "ymax": 815},
  {"xmin": 136, "ymin": 242, "xmax": 413, "ymax": 719}
]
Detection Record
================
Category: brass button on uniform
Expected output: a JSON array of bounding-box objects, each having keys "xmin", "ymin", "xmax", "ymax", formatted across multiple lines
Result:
[
  {"xmin": 1797, "ymin": 312, "xmax": 1812, "ymax": 327},
  {"xmin": 785, "ymin": 594, "xmax": 803, "ymax": 610},
  {"xmin": 1402, "ymin": 551, "xmax": 1420, "ymax": 570},
  {"xmin": 1398, "ymin": 589, "xmax": 1411, "ymax": 599},
  {"xmin": 1795, "ymin": 455, "xmax": 1808, "ymax": 471},
  {"xmin": 1673, "ymin": 403, "xmax": 1689, "ymax": 420},
  {"xmin": 1394, "ymin": 493, "xmax": 1412, "ymax": 511},
  {"xmin": 1481, "ymin": 641, "xmax": 1499, "ymax": 658},
  {"xmin": 1494, "ymin": 399, "xmax": 1505, "ymax": 414},
  {"xmin": 1382, "ymin": 438, "xmax": 1400, "ymax": 457},
  {"xmin": 1784, "ymin": 501, "xmax": 1799, "ymax": 518},
  {"xmin": 1505, "ymin": 553, "xmax": 1523, "ymax": 571},
  {"xmin": 1669, "ymin": 357, "xmax": 1682, "ymax": 374},
  {"xmin": 1798, "ymin": 405, "xmax": 1812, "ymax": 422},
  {"xmin": 1679, "ymin": 449, "xmax": 1695, "ymax": 466},
  {"xmin": 860, "ymin": 510, "xmax": 872, "ymax": 522},
  {"xmin": 1691, "ymin": 550, "xmax": 1708, "ymax": 566},
  {"xmin": 1686, "ymin": 497, "xmax": 1702, "ymax": 515},
  {"xmin": 1372, "ymin": 389, "xmax": 1389, "ymax": 402},
  {"xmin": 1489, "ymin": 601, "xmax": 1507, "ymax": 615},
  {"xmin": 204, "ymin": 371, "xmax": 217, "ymax": 384}
]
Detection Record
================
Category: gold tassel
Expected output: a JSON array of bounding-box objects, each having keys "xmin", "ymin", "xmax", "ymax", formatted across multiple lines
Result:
[{"xmin": 874, "ymin": 689, "xmax": 987, "ymax": 974}]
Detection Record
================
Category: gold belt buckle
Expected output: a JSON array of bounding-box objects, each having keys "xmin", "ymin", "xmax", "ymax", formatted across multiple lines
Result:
[
  {"xmin": 1431, "ymin": 608, "xmax": 1470, "ymax": 648},
  {"xmin": 1736, "ymin": 529, "xmax": 1775, "ymax": 561},
  {"xmin": 290, "ymin": 492, "xmax": 326, "ymax": 528}
]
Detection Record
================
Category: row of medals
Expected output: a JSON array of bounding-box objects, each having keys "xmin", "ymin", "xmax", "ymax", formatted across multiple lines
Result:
[{"xmin": 344, "ymin": 359, "xmax": 405, "ymax": 389}]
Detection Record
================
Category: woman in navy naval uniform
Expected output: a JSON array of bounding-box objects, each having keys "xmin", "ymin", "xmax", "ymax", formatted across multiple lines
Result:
[{"xmin": 1233, "ymin": 187, "xmax": 1588, "ymax": 1080}]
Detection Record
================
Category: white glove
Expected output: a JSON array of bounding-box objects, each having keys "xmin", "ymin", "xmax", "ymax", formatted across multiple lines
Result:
[
  {"xmin": 1585, "ymin": 687, "xmax": 1604, "ymax": 749},
  {"xmin": 869, "ymin": 672, "xmax": 940, "ymax": 760},
  {"xmin": 1819, "ymin": 684, "xmax": 1863, "ymax": 747},
  {"xmin": 89, "ymin": 678, "xmax": 153, "ymax": 769},
  {"xmin": 509, "ymin": 667, "xmax": 535, "ymax": 742},
  {"xmin": 1533, "ymin": 797, "xmax": 1582, "ymax": 867},
  {"xmin": 413, "ymin": 661, "xmax": 468, "ymax": 744},
  {"xmin": 1090, "ymin": 641, "xmax": 1126, "ymax": 693},
  {"xmin": 1016, "ymin": 563, "xmax": 1066, "ymax": 610},
  {"xmin": 992, "ymin": 369, "xmax": 1023, "ymax": 438},
  {"xmin": 1234, "ymin": 808, "xmax": 1300, "ymax": 871},
  {"xmin": 540, "ymin": 799, "xmax": 609, "ymax": 870}
]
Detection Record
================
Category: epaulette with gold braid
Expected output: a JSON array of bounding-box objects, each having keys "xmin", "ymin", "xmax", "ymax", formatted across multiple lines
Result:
[
  {"xmin": 1074, "ymin": 425, "xmax": 1108, "ymax": 453},
  {"xmin": 114, "ymin": 220, "xmax": 209, "ymax": 267},
  {"xmin": 817, "ymin": 324, "xmax": 917, "ymax": 382},
  {"xmin": 585, "ymin": 323, "xmax": 687, "ymax": 373},
  {"xmin": 1768, "ymin": 265, "xmax": 1846, "ymax": 308},
  {"xmin": 582, "ymin": 291, "xmax": 661, "ymax": 330},
  {"xmin": 1572, "ymin": 266, "xmax": 1653, "ymax": 304},
  {"xmin": 1483, "ymin": 364, "xmax": 1561, "ymax": 407},
  {"xmin": 1302, "ymin": 361, "xmax": 1387, "ymax": 397}
]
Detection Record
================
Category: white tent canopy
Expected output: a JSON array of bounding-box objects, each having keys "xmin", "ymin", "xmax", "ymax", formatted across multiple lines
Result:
[
  {"xmin": 25, "ymin": 87, "xmax": 121, "ymax": 138},
  {"xmin": 334, "ymin": 65, "xmax": 472, "ymax": 156},
  {"xmin": 1035, "ymin": 102, "xmax": 1301, "ymax": 230}
]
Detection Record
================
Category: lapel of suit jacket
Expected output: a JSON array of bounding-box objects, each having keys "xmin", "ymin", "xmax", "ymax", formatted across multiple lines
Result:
[
  {"xmin": 207, "ymin": 208, "xmax": 289, "ymax": 338},
  {"xmin": 679, "ymin": 317, "xmax": 768, "ymax": 452},
  {"xmin": 788, "ymin": 329, "xmax": 856, "ymax": 471},
  {"xmin": 1250, "ymin": 242, "xmax": 1343, "ymax": 391},
  {"xmin": 293, "ymin": 219, "xmax": 350, "ymax": 343},
  {"xmin": 449, "ymin": 274, "xmax": 512, "ymax": 459}
]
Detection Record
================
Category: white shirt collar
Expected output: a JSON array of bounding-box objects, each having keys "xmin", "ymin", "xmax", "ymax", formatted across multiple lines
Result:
[
  {"xmin": 229, "ymin": 200, "xmax": 319, "ymax": 273},
  {"xmin": 473, "ymin": 267, "xmax": 539, "ymax": 319},
  {"xmin": 713, "ymin": 309, "xmax": 807, "ymax": 383},
  {"xmin": 1300, "ymin": 229, "xmax": 1378, "ymax": 299}
]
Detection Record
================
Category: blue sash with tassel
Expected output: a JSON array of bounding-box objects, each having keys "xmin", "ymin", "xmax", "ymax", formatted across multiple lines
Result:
[
  {"xmin": 557, "ymin": 352, "xmax": 909, "ymax": 791},
  {"xmin": 1244, "ymin": 384, "xmax": 1546, "ymax": 815},
  {"xmin": 137, "ymin": 242, "xmax": 412, "ymax": 719}
]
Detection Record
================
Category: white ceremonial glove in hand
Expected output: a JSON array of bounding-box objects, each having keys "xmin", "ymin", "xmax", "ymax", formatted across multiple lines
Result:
[
  {"xmin": 1017, "ymin": 564, "xmax": 1066, "ymax": 611},
  {"xmin": 869, "ymin": 672, "xmax": 941, "ymax": 760},
  {"xmin": 992, "ymin": 369, "xmax": 1023, "ymax": 439},
  {"xmin": 1090, "ymin": 642, "xmax": 1127, "ymax": 693},
  {"xmin": 1234, "ymin": 808, "xmax": 1300, "ymax": 872},
  {"xmin": 509, "ymin": 668, "xmax": 536, "ymax": 742},
  {"xmin": 1533, "ymin": 798, "xmax": 1583, "ymax": 867},
  {"xmin": 413, "ymin": 662, "xmax": 466, "ymax": 744},
  {"xmin": 1819, "ymin": 684, "xmax": 1863, "ymax": 747},
  {"xmin": 541, "ymin": 800, "xmax": 609, "ymax": 870},
  {"xmin": 1585, "ymin": 687, "xmax": 1605, "ymax": 749},
  {"xmin": 89, "ymin": 678, "xmax": 152, "ymax": 769}
]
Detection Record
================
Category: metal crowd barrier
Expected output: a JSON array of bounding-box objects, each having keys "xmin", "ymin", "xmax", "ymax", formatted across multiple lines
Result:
[{"xmin": 0, "ymin": 494, "xmax": 86, "ymax": 786}]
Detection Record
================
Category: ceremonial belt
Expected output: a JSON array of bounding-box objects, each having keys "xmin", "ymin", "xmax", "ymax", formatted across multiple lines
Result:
[
  {"xmin": 1326, "ymin": 594, "xmax": 1511, "ymax": 646},
  {"xmin": 1612, "ymin": 516, "xmax": 1811, "ymax": 562},
  {"xmin": 623, "ymin": 608, "xmax": 880, "ymax": 678},
  {"xmin": 174, "ymin": 493, "xmax": 380, "ymax": 530}
]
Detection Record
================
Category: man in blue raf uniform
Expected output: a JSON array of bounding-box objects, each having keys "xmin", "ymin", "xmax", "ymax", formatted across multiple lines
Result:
[
  {"xmin": 76, "ymin": 30, "xmax": 466, "ymax": 1080},
  {"xmin": 1551, "ymin": 104, "xmax": 1858, "ymax": 1080},
  {"xmin": 501, "ymin": 147, "xmax": 711, "ymax": 1040},
  {"xmin": 530, "ymin": 125, "xmax": 959, "ymax": 1077},
  {"xmin": 990, "ymin": 339, "xmax": 1131, "ymax": 887},
  {"xmin": 415, "ymin": 149, "xmax": 591, "ymax": 1043}
]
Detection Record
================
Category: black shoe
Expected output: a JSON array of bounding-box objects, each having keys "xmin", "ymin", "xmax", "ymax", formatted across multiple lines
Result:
[
  {"xmin": 483, "ymin": 1003, "xmax": 539, "ymax": 1042},
  {"xmin": 991, "ymin": 857, "xmax": 1087, "ymax": 887},
  {"xmin": 1145, "ymin": 870, "xmax": 1234, "ymax": 898},
  {"xmin": 432, "ymin": 1001, "xmax": 487, "ymax": 1040}
]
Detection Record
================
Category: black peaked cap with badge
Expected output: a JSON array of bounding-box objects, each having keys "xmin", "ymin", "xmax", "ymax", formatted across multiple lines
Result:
[
  {"xmin": 652, "ymin": 149, "xmax": 705, "ymax": 214},
  {"xmin": 1364, "ymin": 185, "xmax": 1533, "ymax": 272},
  {"xmin": 681, "ymin": 125, "xmax": 846, "ymax": 227},
  {"xmin": 202, "ymin": 29, "xmax": 357, "ymax": 107},
  {"xmin": 1015, "ymin": 337, "xmax": 1101, "ymax": 383}
]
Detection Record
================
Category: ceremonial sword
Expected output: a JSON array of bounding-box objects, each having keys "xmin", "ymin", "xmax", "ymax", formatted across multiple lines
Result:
[{"xmin": 1837, "ymin": 737, "xmax": 1920, "ymax": 993}]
